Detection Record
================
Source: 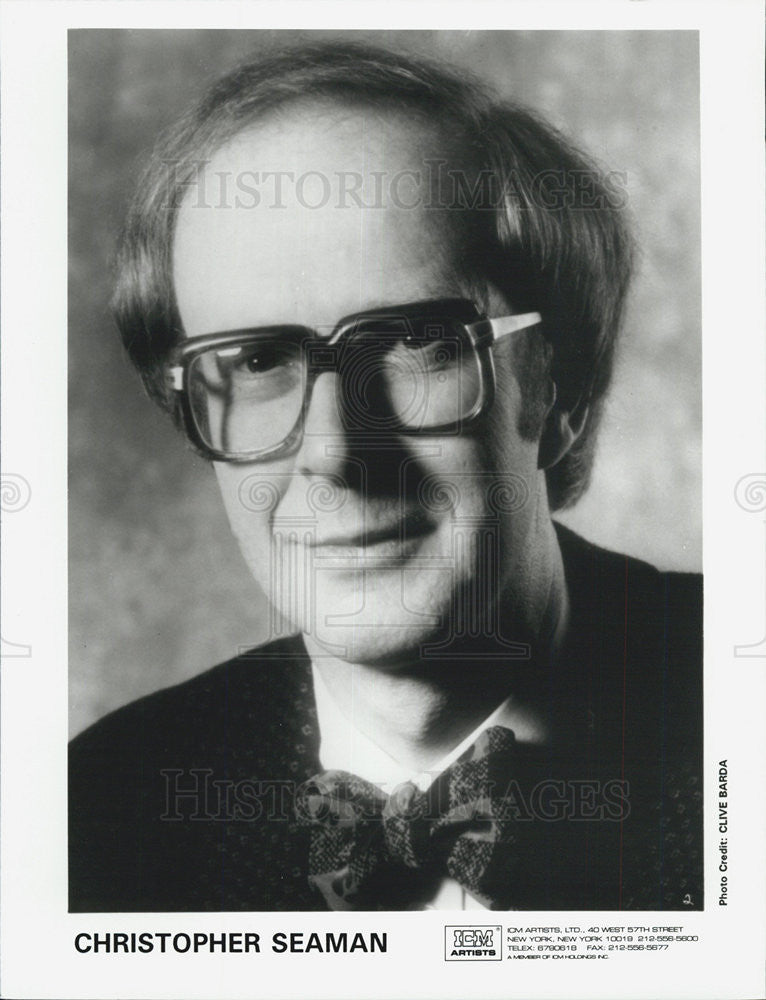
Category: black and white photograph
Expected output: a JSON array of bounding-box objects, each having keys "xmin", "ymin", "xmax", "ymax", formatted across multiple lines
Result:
[
  {"xmin": 1, "ymin": 4, "xmax": 764, "ymax": 1000},
  {"xmin": 68, "ymin": 28, "xmax": 703, "ymax": 913}
]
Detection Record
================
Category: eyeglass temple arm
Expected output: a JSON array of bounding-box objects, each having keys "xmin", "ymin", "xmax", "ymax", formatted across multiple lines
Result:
[{"xmin": 475, "ymin": 311, "xmax": 543, "ymax": 343}]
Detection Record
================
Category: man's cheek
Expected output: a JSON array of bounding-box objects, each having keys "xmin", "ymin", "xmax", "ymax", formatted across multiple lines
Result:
[
  {"xmin": 214, "ymin": 474, "xmax": 278, "ymax": 582},
  {"xmin": 230, "ymin": 513, "xmax": 274, "ymax": 582}
]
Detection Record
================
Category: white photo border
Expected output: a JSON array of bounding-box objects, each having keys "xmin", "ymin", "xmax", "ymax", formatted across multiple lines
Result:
[{"xmin": 1, "ymin": 2, "xmax": 764, "ymax": 999}]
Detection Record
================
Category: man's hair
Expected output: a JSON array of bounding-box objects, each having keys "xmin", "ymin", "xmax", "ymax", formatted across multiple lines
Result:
[{"xmin": 113, "ymin": 40, "xmax": 634, "ymax": 510}]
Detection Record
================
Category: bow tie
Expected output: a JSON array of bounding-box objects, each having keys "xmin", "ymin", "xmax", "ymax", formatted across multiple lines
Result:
[{"xmin": 295, "ymin": 725, "xmax": 522, "ymax": 910}]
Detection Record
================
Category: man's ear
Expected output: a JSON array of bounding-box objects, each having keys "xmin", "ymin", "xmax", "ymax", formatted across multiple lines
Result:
[{"xmin": 538, "ymin": 384, "xmax": 589, "ymax": 471}]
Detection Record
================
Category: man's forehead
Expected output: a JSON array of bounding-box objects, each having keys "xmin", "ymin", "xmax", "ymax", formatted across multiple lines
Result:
[
  {"xmin": 203, "ymin": 99, "xmax": 449, "ymax": 189},
  {"xmin": 172, "ymin": 101, "xmax": 471, "ymax": 334}
]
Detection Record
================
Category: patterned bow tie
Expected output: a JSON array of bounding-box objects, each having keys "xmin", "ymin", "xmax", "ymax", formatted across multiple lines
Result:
[{"xmin": 295, "ymin": 725, "xmax": 522, "ymax": 910}]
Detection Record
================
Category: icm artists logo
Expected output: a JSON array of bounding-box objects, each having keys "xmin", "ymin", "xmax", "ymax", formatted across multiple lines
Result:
[{"xmin": 445, "ymin": 925, "xmax": 502, "ymax": 961}]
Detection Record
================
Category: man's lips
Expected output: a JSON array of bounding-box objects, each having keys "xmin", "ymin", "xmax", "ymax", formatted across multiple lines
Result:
[{"xmin": 277, "ymin": 510, "xmax": 436, "ymax": 550}]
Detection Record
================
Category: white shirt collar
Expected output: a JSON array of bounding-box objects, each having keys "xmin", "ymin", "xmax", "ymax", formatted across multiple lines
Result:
[{"xmin": 311, "ymin": 663, "xmax": 517, "ymax": 794}]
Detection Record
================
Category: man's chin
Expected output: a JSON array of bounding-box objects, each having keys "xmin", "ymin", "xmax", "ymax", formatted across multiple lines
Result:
[
  {"xmin": 281, "ymin": 585, "xmax": 450, "ymax": 666},
  {"xmin": 267, "ymin": 566, "xmax": 455, "ymax": 656},
  {"xmin": 299, "ymin": 620, "xmax": 445, "ymax": 668}
]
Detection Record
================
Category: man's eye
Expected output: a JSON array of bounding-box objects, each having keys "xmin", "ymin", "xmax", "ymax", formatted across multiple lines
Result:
[
  {"xmin": 402, "ymin": 334, "xmax": 424, "ymax": 351},
  {"xmin": 398, "ymin": 321, "xmax": 459, "ymax": 353},
  {"xmin": 393, "ymin": 336, "xmax": 460, "ymax": 368},
  {"xmin": 224, "ymin": 344, "xmax": 295, "ymax": 377}
]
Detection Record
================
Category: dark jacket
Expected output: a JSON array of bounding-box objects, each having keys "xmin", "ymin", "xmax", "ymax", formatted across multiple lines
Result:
[{"xmin": 69, "ymin": 525, "xmax": 703, "ymax": 911}]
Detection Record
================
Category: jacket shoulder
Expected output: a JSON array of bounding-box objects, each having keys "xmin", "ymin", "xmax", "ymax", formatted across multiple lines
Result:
[
  {"xmin": 554, "ymin": 520, "xmax": 702, "ymax": 648},
  {"xmin": 70, "ymin": 634, "xmax": 310, "ymax": 760},
  {"xmin": 68, "ymin": 635, "xmax": 318, "ymax": 912},
  {"xmin": 554, "ymin": 520, "xmax": 703, "ymax": 747}
]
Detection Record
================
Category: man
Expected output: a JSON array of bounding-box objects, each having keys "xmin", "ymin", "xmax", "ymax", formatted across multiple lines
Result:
[{"xmin": 69, "ymin": 41, "xmax": 702, "ymax": 911}]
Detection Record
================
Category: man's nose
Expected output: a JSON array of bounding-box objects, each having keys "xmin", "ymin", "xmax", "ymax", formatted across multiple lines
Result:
[{"xmin": 294, "ymin": 372, "xmax": 350, "ymax": 476}]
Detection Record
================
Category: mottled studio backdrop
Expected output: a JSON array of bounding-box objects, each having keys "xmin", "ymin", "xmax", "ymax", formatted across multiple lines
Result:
[{"xmin": 69, "ymin": 30, "xmax": 701, "ymax": 736}]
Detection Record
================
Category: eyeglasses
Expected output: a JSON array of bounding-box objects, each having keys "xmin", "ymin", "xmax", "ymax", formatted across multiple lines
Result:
[{"xmin": 165, "ymin": 298, "xmax": 542, "ymax": 463}]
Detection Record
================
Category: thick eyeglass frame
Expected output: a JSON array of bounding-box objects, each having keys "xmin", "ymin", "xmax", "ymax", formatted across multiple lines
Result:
[{"xmin": 165, "ymin": 298, "xmax": 542, "ymax": 463}]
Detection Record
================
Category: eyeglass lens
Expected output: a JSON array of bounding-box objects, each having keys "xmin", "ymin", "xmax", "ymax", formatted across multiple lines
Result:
[{"xmin": 186, "ymin": 317, "xmax": 483, "ymax": 457}]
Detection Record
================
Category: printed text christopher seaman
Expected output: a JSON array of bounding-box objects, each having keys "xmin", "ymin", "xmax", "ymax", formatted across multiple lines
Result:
[{"xmin": 74, "ymin": 931, "xmax": 387, "ymax": 955}]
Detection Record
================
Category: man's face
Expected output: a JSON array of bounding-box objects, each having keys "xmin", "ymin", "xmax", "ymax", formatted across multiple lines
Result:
[{"xmin": 173, "ymin": 102, "xmax": 547, "ymax": 665}]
